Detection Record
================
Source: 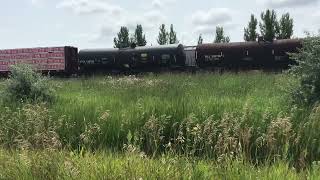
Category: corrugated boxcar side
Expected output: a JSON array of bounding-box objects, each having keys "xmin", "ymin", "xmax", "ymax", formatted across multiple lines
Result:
[{"xmin": 0, "ymin": 46, "xmax": 78, "ymax": 74}]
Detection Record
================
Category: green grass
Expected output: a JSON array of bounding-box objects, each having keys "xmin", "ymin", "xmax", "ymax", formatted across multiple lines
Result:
[
  {"xmin": 1, "ymin": 149, "xmax": 318, "ymax": 180},
  {"xmin": 1, "ymin": 72, "xmax": 320, "ymax": 178},
  {"xmin": 49, "ymin": 73, "xmax": 292, "ymax": 149}
]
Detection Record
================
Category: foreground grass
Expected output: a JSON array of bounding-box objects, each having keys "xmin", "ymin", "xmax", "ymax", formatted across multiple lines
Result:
[
  {"xmin": 51, "ymin": 73, "xmax": 292, "ymax": 149},
  {"xmin": 1, "ymin": 72, "xmax": 319, "ymax": 173},
  {"xmin": 1, "ymin": 149, "xmax": 319, "ymax": 180}
]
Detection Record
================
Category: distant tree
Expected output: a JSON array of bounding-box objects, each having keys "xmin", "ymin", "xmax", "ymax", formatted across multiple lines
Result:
[
  {"xmin": 169, "ymin": 24, "xmax": 179, "ymax": 44},
  {"xmin": 134, "ymin": 24, "xmax": 147, "ymax": 46},
  {"xmin": 259, "ymin": 9, "xmax": 279, "ymax": 42},
  {"xmin": 244, "ymin": 14, "xmax": 258, "ymax": 41},
  {"xmin": 114, "ymin": 26, "xmax": 130, "ymax": 48},
  {"xmin": 129, "ymin": 34, "xmax": 136, "ymax": 45},
  {"xmin": 198, "ymin": 34, "xmax": 203, "ymax": 45},
  {"xmin": 277, "ymin": 13, "xmax": 293, "ymax": 39},
  {"xmin": 157, "ymin": 24, "xmax": 169, "ymax": 45},
  {"xmin": 214, "ymin": 26, "xmax": 230, "ymax": 43}
]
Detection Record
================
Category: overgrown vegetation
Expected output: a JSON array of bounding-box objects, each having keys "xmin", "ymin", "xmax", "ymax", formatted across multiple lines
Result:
[
  {"xmin": 1, "ymin": 149, "xmax": 319, "ymax": 180},
  {"xmin": 1, "ymin": 64, "xmax": 55, "ymax": 104},
  {"xmin": 289, "ymin": 35, "xmax": 320, "ymax": 106},
  {"xmin": 1, "ymin": 50, "xmax": 320, "ymax": 177},
  {"xmin": 0, "ymin": 73, "xmax": 318, "ymax": 169}
]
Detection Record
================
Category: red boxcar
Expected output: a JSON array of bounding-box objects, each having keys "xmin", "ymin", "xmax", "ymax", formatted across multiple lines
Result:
[{"xmin": 0, "ymin": 46, "xmax": 78, "ymax": 74}]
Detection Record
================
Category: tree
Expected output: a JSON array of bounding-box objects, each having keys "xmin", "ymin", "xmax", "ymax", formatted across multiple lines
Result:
[
  {"xmin": 169, "ymin": 24, "xmax": 178, "ymax": 44},
  {"xmin": 289, "ymin": 36, "xmax": 320, "ymax": 105},
  {"xmin": 214, "ymin": 26, "xmax": 230, "ymax": 43},
  {"xmin": 277, "ymin": 13, "xmax": 293, "ymax": 39},
  {"xmin": 198, "ymin": 34, "xmax": 203, "ymax": 45},
  {"xmin": 157, "ymin": 24, "xmax": 169, "ymax": 45},
  {"xmin": 114, "ymin": 26, "xmax": 130, "ymax": 48},
  {"xmin": 244, "ymin": 14, "xmax": 258, "ymax": 41},
  {"xmin": 134, "ymin": 24, "xmax": 147, "ymax": 46},
  {"xmin": 259, "ymin": 9, "xmax": 279, "ymax": 42}
]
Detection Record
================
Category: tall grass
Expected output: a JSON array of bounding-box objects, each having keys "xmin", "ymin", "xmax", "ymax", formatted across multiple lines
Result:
[
  {"xmin": 0, "ymin": 72, "xmax": 318, "ymax": 168},
  {"xmin": 0, "ymin": 149, "xmax": 317, "ymax": 180}
]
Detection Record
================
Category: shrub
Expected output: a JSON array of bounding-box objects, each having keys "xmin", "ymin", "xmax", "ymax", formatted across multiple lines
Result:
[
  {"xmin": 289, "ymin": 35, "xmax": 320, "ymax": 105},
  {"xmin": 1, "ymin": 64, "xmax": 55, "ymax": 104}
]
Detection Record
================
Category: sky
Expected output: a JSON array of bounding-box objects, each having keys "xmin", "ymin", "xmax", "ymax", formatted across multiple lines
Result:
[{"xmin": 0, "ymin": 0, "xmax": 319, "ymax": 49}]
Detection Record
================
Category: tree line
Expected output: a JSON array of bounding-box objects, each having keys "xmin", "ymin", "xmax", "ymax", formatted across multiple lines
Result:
[
  {"xmin": 114, "ymin": 24, "xmax": 178, "ymax": 48},
  {"xmin": 244, "ymin": 9, "xmax": 293, "ymax": 42},
  {"xmin": 113, "ymin": 9, "xmax": 294, "ymax": 48}
]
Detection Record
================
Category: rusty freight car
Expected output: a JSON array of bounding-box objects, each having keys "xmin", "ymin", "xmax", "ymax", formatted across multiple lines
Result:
[
  {"xmin": 196, "ymin": 39, "xmax": 302, "ymax": 71},
  {"xmin": 0, "ymin": 46, "xmax": 78, "ymax": 75}
]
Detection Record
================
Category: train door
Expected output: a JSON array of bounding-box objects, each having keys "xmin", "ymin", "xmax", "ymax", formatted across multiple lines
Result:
[
  {"xmin": 263, "ymin": 43, "xmax": 275, "ymax": 70},
  {"xmin": 184, "ymin": 46, "xmax": 197, "ymax": 67}
]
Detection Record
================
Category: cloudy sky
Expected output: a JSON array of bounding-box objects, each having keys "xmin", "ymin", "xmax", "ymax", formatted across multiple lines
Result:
[{"xmin": 0, "ymin": 0, "xmax": 319, "ymax": 49}]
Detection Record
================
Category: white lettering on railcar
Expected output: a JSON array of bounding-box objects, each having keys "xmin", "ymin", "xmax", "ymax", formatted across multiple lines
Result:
[{"xmin": 204, "ymin": 54, "xmax": 223, "ymax": 62}]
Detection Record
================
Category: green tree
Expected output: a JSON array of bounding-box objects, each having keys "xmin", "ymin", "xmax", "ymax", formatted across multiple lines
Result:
[
  {"xmin": 214, "ymin": 26, "xmax": 230, "ymax": 43},
  {"xmin": 114, "ymin": 26, "xmax": 130, "ymax": 48},
  {"xmin": 244, "ymin": 14, "xmax": 258, "ymax": 41},
  {"xmin": 198, "ymin": 34, "xmax": 203, "ymax": 45},
  {"xmin": 289, "ymin": 35, "xmax": 320, "ymax": 105},
  {"xmin": 259, "ymin": 9, "xmax": 279, "ymax": 42},
  {"xmin": 277, "ymin": 13, "xmax": 293, "ymax": 39},
  {"xmin": 129, "ymin": 34, "xmax": 135, "ymax": 45},
  {"xmin": 169, "ymin": 24, "xmax": 178, "ymax": 44},
  {"xmin": 157, "ymin": 24, "xmax": 169, "ymax": 45},
  {"xmin": 134, "ymin": 24, "xmax": 147, "ymax": 46}
]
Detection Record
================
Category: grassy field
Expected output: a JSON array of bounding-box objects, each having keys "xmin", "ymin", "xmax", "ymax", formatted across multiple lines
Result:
[
  {"xmin": 1, "ymin": 149, "xmax": 319, "ymax": 180},
  {"xmin": 1, "ymin": 72, "xmax": 320, "ymax": 178}
]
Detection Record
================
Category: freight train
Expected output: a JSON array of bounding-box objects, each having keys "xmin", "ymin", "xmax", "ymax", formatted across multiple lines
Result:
[{"xmin": 0, "ymin": 39, "xmax": 302, "ymax": 75}]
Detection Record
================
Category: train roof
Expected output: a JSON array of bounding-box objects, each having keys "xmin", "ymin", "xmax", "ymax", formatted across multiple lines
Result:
[
  {"xmin": 79, "ymin": 48, "xmax": 119, "ymax": 53},
  {"xmin": 79, "ymin": 44, "xmax": 184, "ymax": 54},
  {"xmin": 119, "ymin": 44, "xmax": 184, "ymax": 53},
  {"xmin": 197, "ymin": 39, "xmax": 302, "ymax": 50}
]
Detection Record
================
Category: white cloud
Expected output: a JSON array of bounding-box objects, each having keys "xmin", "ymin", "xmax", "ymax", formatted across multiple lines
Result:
[
  {"xmin": 56, "ymin": 0, "xmax": 123, "ymax": 16},
  {"xmin": 151, "ymin": 0, "xmax": 177, "ymax": 9},
  {"xmin": 191, "ymin": 8, "xmax": 232, "ymax": 26},
  {"xmin": 194, "ymin": 24, "xmax": 234, "ymax": 35},
  {"xmin": 56, "ymin": 0, "xmax": 173, "ymax": 46},
  {"xmin": 262, "ymin": 0, "xmax": 319, "ymax": 8},
  {"xmin": 31, "ymin": 0, "xmax": 39, "ymax": 4},
  {"xmin": 191, "ymin": 8, "xmax": 234, "ymax": 35},
  {"xmin": 30, "ymin": 0, "xmax": 47, "ymax": 6},
  {"xmin": 151, "ymin": 0, "xmax": 162, "ymax": 9},
  {"xmin": 95, "ymin": 10, "xmax": 167, "ymax": 44}
]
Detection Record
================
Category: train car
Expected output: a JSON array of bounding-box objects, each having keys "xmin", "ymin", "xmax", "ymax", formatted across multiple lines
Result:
[
  {"xmin": 272, "ymin": 39, "xmax": 302, "ymax": 69},
  {"xmin": 118, "ymin": 44, "xmax": 186, "ymax": 70},
  {"xmin": 196, "ymin": 39, "xmax": 302, "ymax": 71},
  {"xmin": 0, "ymin": 46, "xmax": 78, "ymax": 75},
  {"xmin": 78, "ymin": 48, "xmax": 119, "ymax": 72},
  {"xmin": 78, "ymin": 44, "xmax": 186, "ymax": 73}
]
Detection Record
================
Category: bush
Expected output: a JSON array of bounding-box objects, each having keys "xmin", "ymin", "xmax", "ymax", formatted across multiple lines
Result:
[
  {"xmin": 289, "ymin": 35, "xmax": 320, "ymax": 105},
  {"xmin": 1, "ymin": 64, "xmax": 56, "ymax": 104}
]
